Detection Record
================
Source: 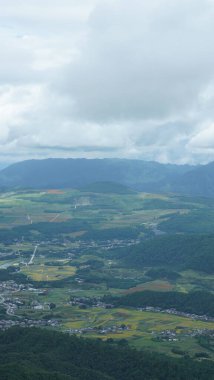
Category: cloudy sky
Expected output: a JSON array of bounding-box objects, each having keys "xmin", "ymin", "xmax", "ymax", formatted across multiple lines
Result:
[{"xmin": 1, "ymin": 0, "xmax": 214, "ymax": 165}]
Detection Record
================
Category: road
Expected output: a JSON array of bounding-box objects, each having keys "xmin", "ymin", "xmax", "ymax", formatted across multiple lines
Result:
[
  {"xmin": 0, "ymin": 294, "xmax": 16, "ymax": 316},
  {"xmin": 50, "ymin": 213, "xmax": 60, "ymax": 222},
  {"xmin": 28, "ymin": 245, "xmax": 38, "ymax": 265}
]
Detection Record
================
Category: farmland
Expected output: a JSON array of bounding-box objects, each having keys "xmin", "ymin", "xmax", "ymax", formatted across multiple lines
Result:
[{"xmin": 0, "ymin": 187, "xmax": 213, "ymax": 360}]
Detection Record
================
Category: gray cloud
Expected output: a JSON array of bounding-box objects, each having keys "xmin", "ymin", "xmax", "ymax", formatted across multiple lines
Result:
[
  {"xmin": 64, "ymin": 0, "xmax": 214, "ymax": 121},
  {"xmin": 0, "ymin": 0, "xmax": 214, "ymax": 164}
]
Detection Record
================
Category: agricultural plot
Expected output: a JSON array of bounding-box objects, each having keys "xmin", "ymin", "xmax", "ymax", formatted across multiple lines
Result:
[
  {"xmin": 22, "ymin": 264, "xmax": 76, "ymax": 281},
  {"xmin": 0, "ymin": 188, "xmax": 213, "ymax": 360}
]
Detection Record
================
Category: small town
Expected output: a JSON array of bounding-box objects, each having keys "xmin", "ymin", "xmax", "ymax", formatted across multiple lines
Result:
[
  {"xmin": 138, "ymin": 306, "xmax": 214, "ymax": 322},
  {"xmin": 0, "ymin": 318, "xmax": 59, "ymax": 331},
  {"xmin": 66, "ymin": 324, "xmax": 130, "ymax": 336},
  {"xmin": 152, "ymin": 328, "xmax": 214, "ymax": 342}
]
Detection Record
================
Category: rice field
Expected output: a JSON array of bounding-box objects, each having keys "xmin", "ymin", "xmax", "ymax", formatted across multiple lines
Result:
[{"xmin": 22, "ymin": 264, "xmax": 76, "ymax": 281}]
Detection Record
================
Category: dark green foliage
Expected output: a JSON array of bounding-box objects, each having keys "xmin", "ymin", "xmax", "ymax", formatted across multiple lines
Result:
[
  {"xmin": 145, "ymin": 268, "xmax": 181, "ymax": 281},
  {"xmin": 171, "ymin": 348, "xmax": 187, "ymax": 356},
  {"xmin": 159, "ymin": 209, "xmax": 214, "ymax": 234},
  {"xmin": 0, "ymin": 219, "xmax": 90, "ymax": 243},
  {"xmin": 0, "ymin": 327, "xmax": 213, "ymax": 380},
  {"xmin": 194, "ymin": 352, "xmax": 210, "ymax": 358},
  {"xmin": 197, "ymin": 335, "xmax": 214, "ymax": 352},
  {"xmin": 0, "ymin": 305, "xmax": 7, "ymax": 318},
  {"xmin": 0, "ymin": 364, "xmax": 76, "ymax": 380},
  {"xmin": 83, "ymin": 226, "xmax": 141, "ymax": 241},
  {"xmin": 76, "ymin": 269, "xmax": 141, "ymax": 289},
  {"xmin": 119, "ymin": 234, "xmax": 214, "ymax": 273},
  {"xmin": 107, "ymin": 290, "xmax": 214, "ymax": 317},
  {"xmin": 0, "ymin": 267, "xmax": 28, "ymax": 283}
]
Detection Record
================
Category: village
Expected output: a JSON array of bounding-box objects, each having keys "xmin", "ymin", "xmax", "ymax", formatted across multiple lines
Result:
[
  {"xmin": 138, "ymin": 306, "xmax": 214, "ymax": 322},
  {"xmin": 0, "ymin": 318, "xmax": 59, "ymax": 331},
  {"xmin": 152, "ymin": 328, "xmax": 214, "ymax": 342},
  {"xmin": 65, "ymin": 324, "xmax": 130, "ymax": 336}
]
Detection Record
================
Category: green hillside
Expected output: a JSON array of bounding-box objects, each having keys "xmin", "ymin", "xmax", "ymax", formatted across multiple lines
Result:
[{"xmin": 0, "ymin": 328, "xmax": 213, "ymax": 380}]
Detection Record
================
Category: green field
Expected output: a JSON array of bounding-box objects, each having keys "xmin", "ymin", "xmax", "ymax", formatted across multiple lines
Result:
[
  {"xmin": 0, "ymin": 188, "xmax": 213, "ymax": 360},
  {"xmin": 22, "ymin": 264, "xmax": 76, "ymax": 281}
]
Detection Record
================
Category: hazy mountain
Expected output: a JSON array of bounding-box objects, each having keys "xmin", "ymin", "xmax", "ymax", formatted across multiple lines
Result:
[
  {"xmin": 0, "ymin": 163, "xmax": 9, "ymax": 171},
  {"xmin": 170, "ymin": 161, "xmax": 214, "ymax": 197},
  {"xmin": 0, "ymin": 158, "xmax": 191, "ymax": 191},
  {"xmin": 0, "ymin": 157, "xmax": 213, "ymax": 197}
]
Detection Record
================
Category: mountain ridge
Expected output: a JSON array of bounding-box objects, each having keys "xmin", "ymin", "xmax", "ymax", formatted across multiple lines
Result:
[{"xmin": 0, "ymin": 157, "xmax": 213, "ymax": 197}]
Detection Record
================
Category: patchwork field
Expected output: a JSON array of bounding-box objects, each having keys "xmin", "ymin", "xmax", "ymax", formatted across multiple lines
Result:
[
  {"xmin": 0, "ymin": 188, "xmax": 213, "ymax": 360},
  {"xmin": 22, "ymin": 264, "xmax": 76, "ymax": 281}
]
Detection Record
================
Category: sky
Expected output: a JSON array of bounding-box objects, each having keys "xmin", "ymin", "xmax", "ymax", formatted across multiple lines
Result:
[{"xmin": 1, "ymin": 0, "xmax": 214, "ymax": 165}]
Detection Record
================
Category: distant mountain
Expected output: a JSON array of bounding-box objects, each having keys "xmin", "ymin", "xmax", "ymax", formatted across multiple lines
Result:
[
  {"xmin": 0, "ymin": 158, "xmax": 191, "ymax": 191},
  {"xmin": 0, "ymin": 163, "xmax": 9, "ymax": 171},
  {"xmin": 0, "ymin": 157, "xmax": 213, "ymax": 197},
  {"xmin": 170, "ymin": 161, "xmax": 214, "ymax": 197}
]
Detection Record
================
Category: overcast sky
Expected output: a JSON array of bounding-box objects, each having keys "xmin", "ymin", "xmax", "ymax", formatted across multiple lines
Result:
[{"xmin": 1, "ymin": 0, "xmax": 214, "ymax": 165}]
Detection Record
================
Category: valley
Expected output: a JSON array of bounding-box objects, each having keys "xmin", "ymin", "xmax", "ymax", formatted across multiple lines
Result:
[{"xmin": 0, "ymin": 187, "xmax": 213, "ymax": 361}]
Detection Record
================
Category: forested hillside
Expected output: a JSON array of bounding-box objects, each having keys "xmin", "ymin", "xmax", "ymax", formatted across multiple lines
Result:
[
  {"xmin": 115, "ymin": 234, "xmax": 214, "ymax": 274},
  {"xmin": 0, "ymin": 327, "xmax": 213, "ymax": 380},
  {"xmin": 105, "ymin": 290, "xmax": 214, "ymax": 317}
]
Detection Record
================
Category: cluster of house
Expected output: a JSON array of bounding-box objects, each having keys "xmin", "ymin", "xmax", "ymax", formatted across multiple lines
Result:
[
  {"xmin": 138, "ymin": 306, "xmax": 214, "ymax": 322},
  {"xmin": 0, "ymin": 280, "xmax": 39, "ymax": 293},
  {"xmin": 1, "ymin": 297, "xmax": 25, "ymax": 315},
  {"xmin": 93, "ymin": 239, "xmax": 140, "ymax": 251},
  {"xmin": 0, "ymin": 279, "xmax": 55, "ymax": 318},
  {"xmin": 0, "ymin": 318, "xmax": 59, "ymax": 331},
  {"xmin": 0, "ymin": 280, "xmax": 22, "ymax": 292},
  {"xmin": 152, "ymin": 329, "xmax": 178, "ymax": 342},
  {"xmin": 0, "ymin": 280, "xmax": 47, "ymax": 314},
  {"xmin": 69, "ymin": 296, "xmax": 114, "ymax": 309},
  {"xmin": 66, "ymin": 238, "xmax": 140, "ymax": 256},
  {"xmin": 66, "ymin": 324, "xmax": 130, "ymax": 335},
  {"xmin": 152, "ymin": 328, "xmax": 214, "ymax": 342}
]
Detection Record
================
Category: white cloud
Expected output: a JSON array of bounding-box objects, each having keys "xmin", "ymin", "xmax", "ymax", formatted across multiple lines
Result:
[
  {"xmin": 0, "ymin": 0, "xmax": 214, "ymax": 164},
  {"xmin": 0, "ymin": 84, "xmax": 43, "ymax": 133},
  {"xmin": 189, "ymin": 123, "xmax": 214, "ymax": 148}
]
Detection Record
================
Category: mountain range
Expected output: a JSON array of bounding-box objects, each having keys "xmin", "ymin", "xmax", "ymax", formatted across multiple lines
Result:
[{"xmin": 0, "ymin": 158, "xmax": 213, "ymax": 197}]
